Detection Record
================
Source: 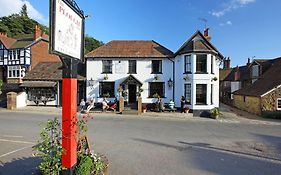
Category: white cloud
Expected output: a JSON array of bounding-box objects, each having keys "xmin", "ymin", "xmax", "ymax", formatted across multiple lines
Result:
[
  {"xmin": 220, "ymin": 20, "xmax": 233, "ymax": 26},
  {"xmin": 211, "ymin": 0, "xmax": 256, "ymax": 17},
  {"xmin": 0, "ymin": 0, "xmax": 46, "ymax": 23}
]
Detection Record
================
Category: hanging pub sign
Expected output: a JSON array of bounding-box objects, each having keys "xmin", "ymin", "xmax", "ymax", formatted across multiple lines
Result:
[{"xmin": 50, "ymin": 0, "xmax": 84, "ymax": 60}]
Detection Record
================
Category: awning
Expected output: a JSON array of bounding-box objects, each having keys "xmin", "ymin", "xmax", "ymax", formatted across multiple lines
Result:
[
  {"xmin": 120, "ymin": 75, "xmax": 143, "ymax": 86},
  {"xmin": 20, "ymin": 81, "xmax": 57, "ymax": 88}
]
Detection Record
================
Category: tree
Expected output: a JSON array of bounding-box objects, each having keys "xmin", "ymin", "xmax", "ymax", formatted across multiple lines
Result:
[
  {"xmin": 84, "ymin": 35, "xmax": 104, "ymax": 54},
  {"xmin": 20, "ymin": 4, "xmax": 28, "ymax": 17}
]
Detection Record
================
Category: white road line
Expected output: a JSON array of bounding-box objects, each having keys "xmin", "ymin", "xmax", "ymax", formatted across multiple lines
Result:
[
  {"xmin": 0, "ymin": 138, "xmax": 35, "ymax": 145},
  {"xmin": 0, "ymin": 146, "xmax": 31, "ymax": 158},
  {"xmin": 2, "ymin": 135, "xmax": 23, "ymax": 138}
]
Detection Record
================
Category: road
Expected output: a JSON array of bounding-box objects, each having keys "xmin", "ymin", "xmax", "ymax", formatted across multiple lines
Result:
[{"xmin": 0, "ymin": 111, "xmax": 281, "ymax": 175}]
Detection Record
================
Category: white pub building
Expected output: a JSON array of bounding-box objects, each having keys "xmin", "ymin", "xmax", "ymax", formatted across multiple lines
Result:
[{"xmin": 86, "ymin": 29, "xmax": 223, "ymax": 111}]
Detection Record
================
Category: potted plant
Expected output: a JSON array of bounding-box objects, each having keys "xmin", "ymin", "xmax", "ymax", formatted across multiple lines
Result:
[
  {"xmin": 211, "ymin": 107, "xmax": 220, "ymax": 119},
  {"xmin": 104, "ymin": 74, "xmax": 109, "ymax": 80}
]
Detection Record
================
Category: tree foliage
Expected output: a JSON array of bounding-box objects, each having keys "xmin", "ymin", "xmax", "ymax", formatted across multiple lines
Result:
[
  {"xmin": 20, "ymin": 4, "xmax": 28, "ymax": 17},
  {"xmin": 0, "ymin": 13, "xmax": 48, "ymax": 37},
  {"xmin": 84, "ymin": 35, "xmax": 104, "ymax": 54}
]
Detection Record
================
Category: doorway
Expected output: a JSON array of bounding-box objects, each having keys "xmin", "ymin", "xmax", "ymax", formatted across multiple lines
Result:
[{"xmin": 128, "ymin": 84, "xmax": 136, "ymax": 104}]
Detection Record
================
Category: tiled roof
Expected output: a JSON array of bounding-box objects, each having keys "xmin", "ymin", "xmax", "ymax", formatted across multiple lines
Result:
[
  {"xmin": 86, "ymin": 40, "xmax": 174, "ymax": 58},
  {"xmin": 0, "ymin": 36, "xmax": 17, "ymax": 48},
  {"xmin": 222, "ymin": 65, "xmax": 250, "ymax": 82},
  {"xmin": 0, "ymin": 33, "xmax": 49, "ymax": 49},
  {"xmin": 234, "ymin": 57, "xmax": 281, "ymax": 97},
  {"xmin": 219, "ymin": 68, "xmax": 233, "ymax": 81},
  {"xmin": 175, "ymin": 30, "xmax": 224, "ymax": 59},
  {"xmin": 23, "ymin": 62, "xmax": 85, "ymax": 81}
]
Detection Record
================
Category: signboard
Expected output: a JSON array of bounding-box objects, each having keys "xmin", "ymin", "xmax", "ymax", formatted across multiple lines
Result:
[{"xmin": 50, "ymin": 0, "xmax": 84, "ymax": 60}]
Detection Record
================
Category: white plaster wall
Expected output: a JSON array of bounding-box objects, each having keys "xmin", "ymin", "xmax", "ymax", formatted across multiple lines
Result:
[
  {"xmin": 87, "ymin": 58, "xmax": 173, "ymax": 104},
  {"xmin": 16, "ymin": 92, "xmax": 27, "ymax": 108},
  {"xmin": 174, "ymin": 53, "xmax": 220, "ymax": 110}
]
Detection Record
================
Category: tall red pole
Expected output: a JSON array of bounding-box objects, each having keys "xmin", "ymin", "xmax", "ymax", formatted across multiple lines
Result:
[{"xmin": 61, "ymin": 58, "xmax": 78, "ymax": 175}]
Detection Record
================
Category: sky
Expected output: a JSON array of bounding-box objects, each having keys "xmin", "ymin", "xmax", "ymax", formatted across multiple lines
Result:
[{"xmin": 0, "ymin": 0, "xmax": 280, "ymax": 67}]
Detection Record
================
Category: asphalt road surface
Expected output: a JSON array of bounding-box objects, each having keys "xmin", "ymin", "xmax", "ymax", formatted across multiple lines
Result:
[{"xmin": 0, "ymin": 111, "xmax": 281, "ymax": 175}]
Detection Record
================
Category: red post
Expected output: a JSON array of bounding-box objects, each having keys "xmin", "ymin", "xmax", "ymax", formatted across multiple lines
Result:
[{"xmin": 62, "ymin": 78, "xmax": 77, "ymax": 174}]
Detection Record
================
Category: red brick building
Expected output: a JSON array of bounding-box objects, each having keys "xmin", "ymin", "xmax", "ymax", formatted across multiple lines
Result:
[{"xmin": 0, "ymin": 25, "xmax": 59, "ymax": 85}]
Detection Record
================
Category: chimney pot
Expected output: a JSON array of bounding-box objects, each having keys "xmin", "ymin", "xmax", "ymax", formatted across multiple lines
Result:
[
  {"xmin": 0, "ymin": 32, "xmax": 7, "ymax": 37},
  {"xmin": 234, "ymin": 66, "xmax": 239, "ymax": 81},
  {"xmin": 34, "ymin": 25, "xmax": 42, "ymax": 40}
]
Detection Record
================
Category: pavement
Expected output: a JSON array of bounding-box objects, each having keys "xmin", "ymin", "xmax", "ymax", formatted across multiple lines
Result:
[
  {"xmin": 0, "ymin": 109, "xmax": 281, "ymax": 175},
  {"xmin": 1, "ymin": 103, "xmax": 280, "ymax": 125}
]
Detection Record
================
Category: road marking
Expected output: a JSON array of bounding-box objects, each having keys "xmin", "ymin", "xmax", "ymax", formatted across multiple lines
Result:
[
  {"xmin": 0, "ymin": 139, "xmax": 35, "ymax": 145},
  {"xmin": 2, "ymin": 135, "xmax": 23, "ymax": 138},
  {"xmin": 0, "ymin": 146, "xmax": 31, "ymax": 158}
]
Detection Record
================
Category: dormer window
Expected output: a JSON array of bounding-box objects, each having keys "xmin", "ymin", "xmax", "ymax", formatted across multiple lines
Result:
[
  {"xmin": 196, "ymin": 54, "xmax": 207, "ymax": 73},
  {"xmin": 252, "ymin": 65, "xmax": 259, "ymax": 78}
]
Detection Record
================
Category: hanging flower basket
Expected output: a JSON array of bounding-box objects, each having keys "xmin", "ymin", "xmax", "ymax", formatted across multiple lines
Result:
[
  {"xmin": 104, "ymin": 74, "xmax": 109, "ymax": 80},
  {"xmin": 154, "ymin": 75, "xmax": 160, "ymax": 80},
  {"xmin": 183, "ymin": 75, "xmax": 189, "ymax": 81}
]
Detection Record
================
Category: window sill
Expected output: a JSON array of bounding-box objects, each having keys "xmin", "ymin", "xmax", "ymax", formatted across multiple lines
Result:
[
  {"xmin": 195, "ymin": 103, "xmax": 207, "ymax": 105},
  {"xmin": 183, "ymin": 72, "xmax": 192, "ymax": 74},
  {"xmin": 151, "ymin": 72, "xmax": 163, "ymax": 74},
  {"xmin": 101, "ymin": 72, "xmax": 112, "ymax": 74},
  {"xmin": 195, "ymin": 72, "xmax": 208, "ymax": 74}
]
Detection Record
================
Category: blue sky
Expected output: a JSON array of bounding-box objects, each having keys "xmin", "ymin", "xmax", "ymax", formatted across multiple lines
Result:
[{"xmin": 1, "ymin": 0, "xmax": 280, "ymax": 67}]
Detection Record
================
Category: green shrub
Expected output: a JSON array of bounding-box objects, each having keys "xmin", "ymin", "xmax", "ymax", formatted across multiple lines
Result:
[
  {"xmin": 211, "ymin": 107, "xmax": 220, "ymax": 119},
  {"xmin": 75, "ymin": 155, "xmax": 94, "ymax": 175},
  {"xmin": 262, "ymin": 111, "xmax": 281, "ymax": 119}
]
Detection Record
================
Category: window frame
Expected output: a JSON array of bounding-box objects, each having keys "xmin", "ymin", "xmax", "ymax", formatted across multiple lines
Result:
[
  {"xmin": 196, "ymin": 84, "xmax": 207, "ymax": 105},
  {"xmin": 99, "ymin": 81, "xmax": 115, "ymax": 98},
  {"xmin": 102, "ymin": 60, "xmax": 112, "ymax": 74},
  {"xmin": 196, "ymin": 54, "xmax": 207, "ymax": 74},
  {"xmin": 7, "ymin": 66, "xmax": 24, "ymax": 78},
  {"xmin": 184, "ymin": 84, "xmax": 191, "ymax": 104},
  {"xmin": 277, "ymin": 98, "xmax": 281, "ymax": 110},
  {"xmin": 151, "ymin": 60, "xmax": 162, "ymax": 74},
  {"xmin": 149, "ymin": 82, "xmax": 165, "ymax": 98},
  {"xmin": 184, "ymin": 55, "xmax": 192, "ymax": 74},
  {"xmin": 128, "ymin": 60, "xmax": 137, "ymax": 74},
  {"xmin": 211, "ymin": 55, "xmax": 214, "ymax": 74}
]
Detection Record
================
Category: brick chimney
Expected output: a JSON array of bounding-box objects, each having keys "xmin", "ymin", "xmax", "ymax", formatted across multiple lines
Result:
[
  {"xmin": 234, "ymin": 66, "xmax": 240, "ymax": 81},
  {"xmin": 246, "ymin": 58, "xmax": 251, "ymax": 66},
  {"xmin": 0, "ymin": 32, "xmax": 7, "ymax": 37},
  {"xmin": 223, "ymin": 57, "xmax": 231, "ymax": 69},
  {"xmin": 203, "ymin": 28, "xmax": 211, "ymax": 41},
  {"xmin": 34, "ymin": 25, "xmax": 42, "ymax": 40}
]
